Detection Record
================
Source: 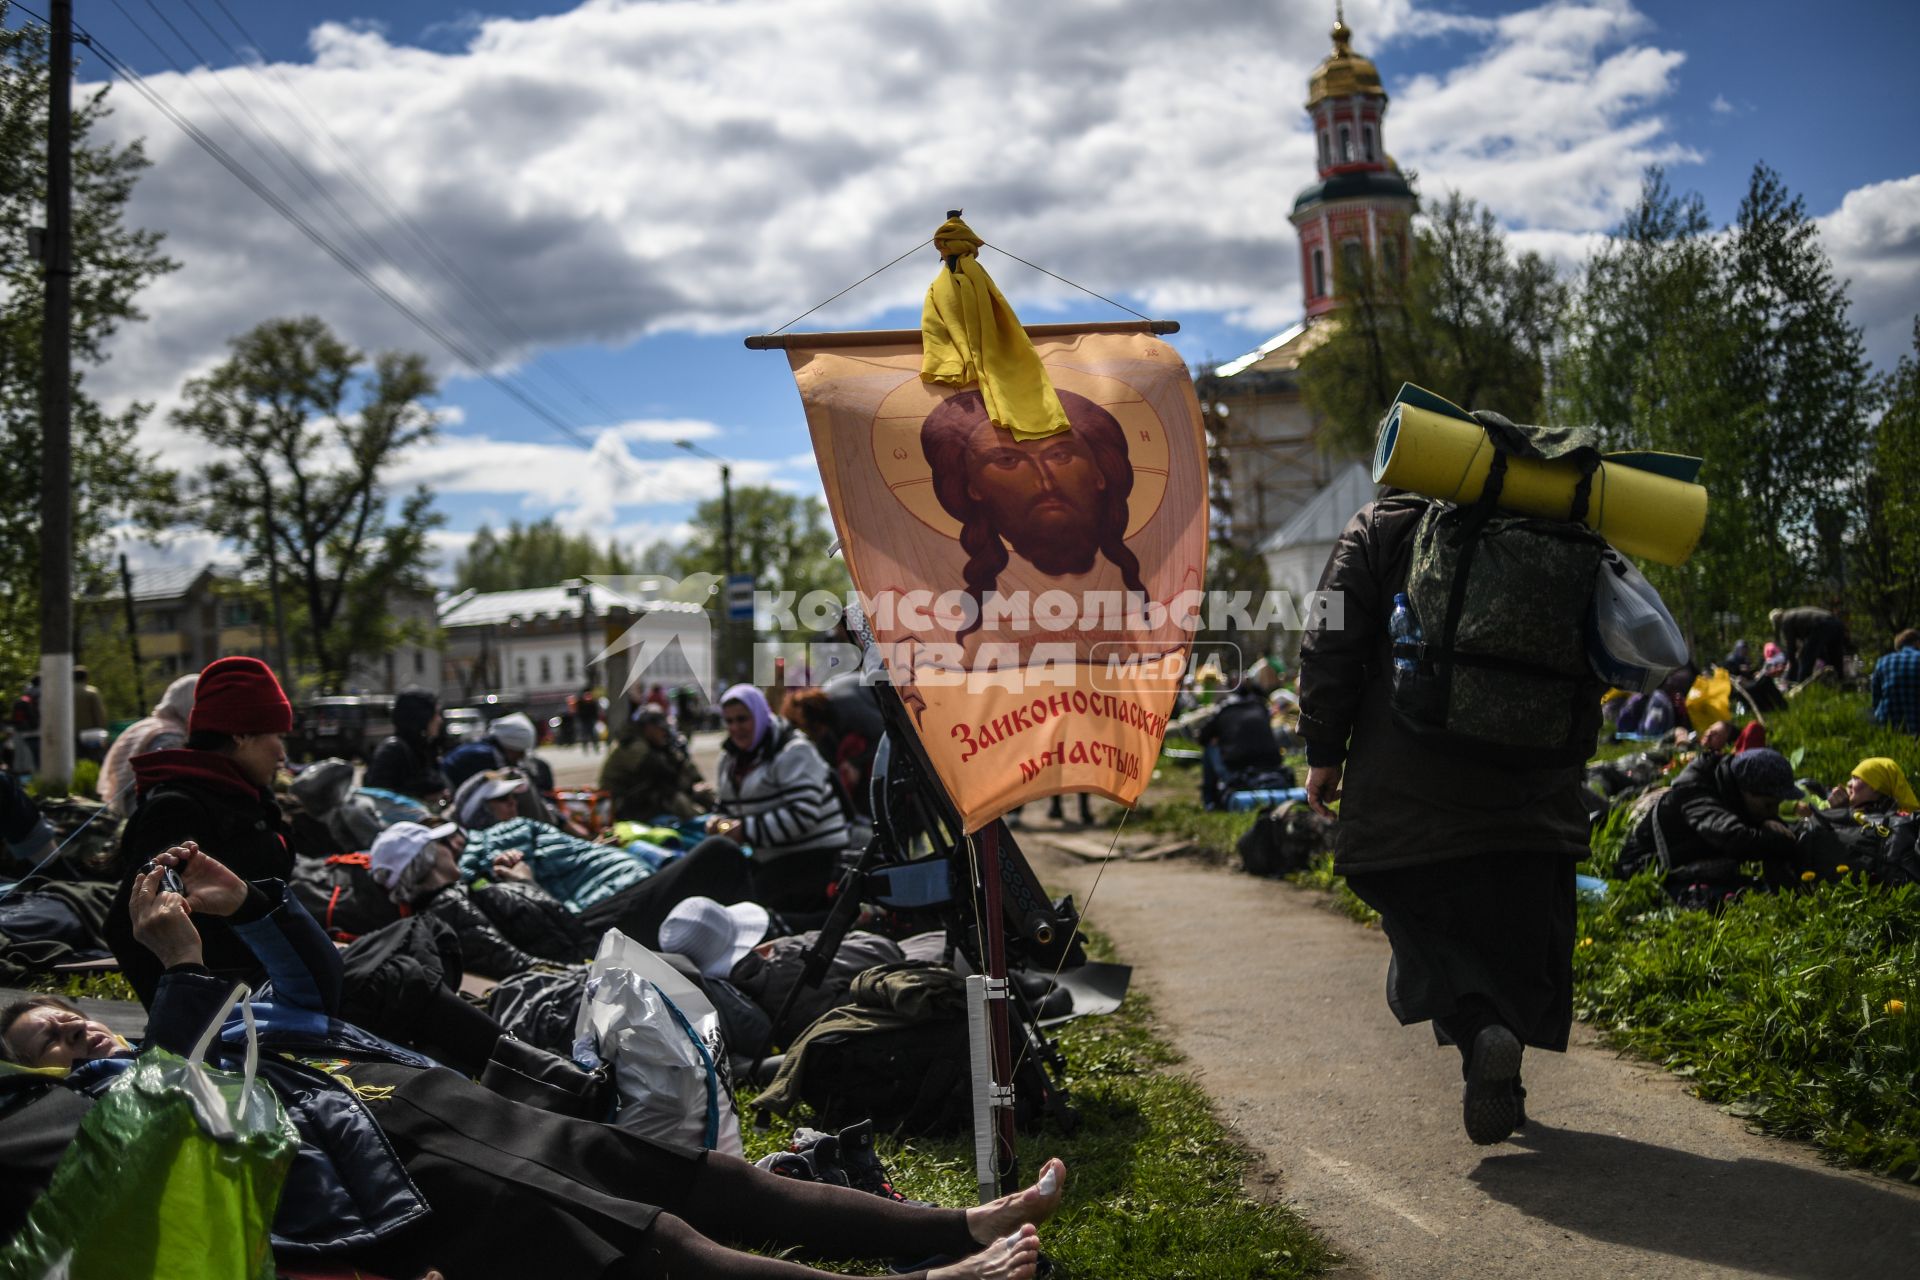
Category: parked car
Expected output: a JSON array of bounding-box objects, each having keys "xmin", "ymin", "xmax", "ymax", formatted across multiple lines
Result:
[
  {"xmin": 289, "ymin": 695, "xmax": 395, "ymax": 763},
  {"xmin": 441, "ymin": 707, "xmax": 487, "ymax": 748}
]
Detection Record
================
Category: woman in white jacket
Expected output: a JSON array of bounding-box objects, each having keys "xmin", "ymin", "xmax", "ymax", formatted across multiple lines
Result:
[{"xmin": 709, "ymin": 684, "xmax": 850, "ymax": 914}]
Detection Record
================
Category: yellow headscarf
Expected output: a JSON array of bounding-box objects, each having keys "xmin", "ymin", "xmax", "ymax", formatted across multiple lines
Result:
[
  {"xmin": 1851, "ymin": 757, "xmax": 1920, "ymax": 811},
  {"xmin": 920, "ymin": 216, "xmax": 1070, "ymax": 442}
]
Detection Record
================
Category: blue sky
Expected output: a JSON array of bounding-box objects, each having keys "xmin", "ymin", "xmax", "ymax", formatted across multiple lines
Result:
[{"xmin": 13, "ymin": 0, "xmax": 1916, "ymax": 581}]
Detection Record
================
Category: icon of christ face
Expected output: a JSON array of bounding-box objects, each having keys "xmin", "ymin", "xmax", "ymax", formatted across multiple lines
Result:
[{"xmin": 921, "ymin": 389, "xmax": 1147, "ymax": 643}]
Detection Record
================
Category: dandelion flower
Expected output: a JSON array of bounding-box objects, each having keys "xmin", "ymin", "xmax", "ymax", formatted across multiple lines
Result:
[
  {"xmin": 1801, "ymin": 870, "xmax": 1817, "ymax": 882},
  {"xmin": 1836, "ymin": 865, "xmax": 1850, "ymax": 874},
  {"xmin": 1888, "ymin": 1000, "xmax": 1907, "ymax": 1016},
  {"xmin": 1577, "ymin": 937, "xmax": 1595, "ymax": 949}
]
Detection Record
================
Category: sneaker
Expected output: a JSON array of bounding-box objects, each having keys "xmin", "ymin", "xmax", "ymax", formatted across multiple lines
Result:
[
  {"xmin": 834, "ymin": 1120, "xmax": 930, "ymax": 1206},
  {"xmin": 1462, "ymin": 1024, "xmax": 1524, "ymax": 1145}
]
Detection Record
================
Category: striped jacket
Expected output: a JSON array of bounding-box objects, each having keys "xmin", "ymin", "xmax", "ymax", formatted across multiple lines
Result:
[{"xmin": 716, "ymin": 719, "xmax": 850, "ymax": 862}]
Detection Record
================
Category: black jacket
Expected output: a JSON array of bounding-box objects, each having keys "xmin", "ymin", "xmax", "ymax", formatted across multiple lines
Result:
[
  {"xmin": 415, "ymin": 879, "xmax": 590, "ymax": 980},
  {"xmin": 1196, "ymin": 690, "xmax": 1284, "ymax": 777},
  {"xmin": 1620, "ymin": 755, "xmax": 1799, "ymax": 880},
  {"xmin": 363, "ymin": 733, "xmax": 448, "ymax": 801},
  {"xmin": 1298, "ymin": 496, "xmax": 1590, "ymax": 874},
  {"xmin": 105, "ymin": 749, "xmax": 294, "ymax": 1006}
]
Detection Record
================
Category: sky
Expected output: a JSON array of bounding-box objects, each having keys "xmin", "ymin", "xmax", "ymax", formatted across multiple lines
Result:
[{"xmin": 11, "ymin": 0, "xmax": 1919, "ymax": 584}]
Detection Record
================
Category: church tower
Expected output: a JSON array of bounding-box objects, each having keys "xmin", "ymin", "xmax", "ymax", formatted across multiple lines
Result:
[{"xmin": 1290, "ymin": 8, "xmax": 1417, "ymax": 318}]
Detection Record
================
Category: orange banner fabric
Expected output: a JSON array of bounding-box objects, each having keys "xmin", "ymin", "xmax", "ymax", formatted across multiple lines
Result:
[{"xmin": 787, "ymin": 328, "xmax": 1209, "ymax": 831}]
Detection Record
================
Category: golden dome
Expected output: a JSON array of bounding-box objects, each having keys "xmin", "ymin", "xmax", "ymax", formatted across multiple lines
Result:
[{"xmin": 1306, "ymin": 13, "xmax": 1387, "ymax": 108}]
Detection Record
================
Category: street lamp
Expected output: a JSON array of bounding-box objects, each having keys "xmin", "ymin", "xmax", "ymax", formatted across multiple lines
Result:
[
  {"xmin": 563, "ymin": 579, "xmax": 593, "ymax": 686},
  {"xmin": 676, "ymin": 439, "xmax": 738, "ymax": 681}
]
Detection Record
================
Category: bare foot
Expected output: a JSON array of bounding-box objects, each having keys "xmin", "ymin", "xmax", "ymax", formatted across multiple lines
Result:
[
  {"xmin": 931, "ymin": 1223, "xmax": 1040, "ymax": 1280},
  {"xmin": 966, "ymin": 1158, "xmax": 1066, "ymax": 1245}
]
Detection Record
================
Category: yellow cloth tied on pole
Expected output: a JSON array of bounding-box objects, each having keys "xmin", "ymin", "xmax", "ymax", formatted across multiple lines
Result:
[{"xmin": 920, "ymin": 216, "xmax": 1070, "ymax": 442}]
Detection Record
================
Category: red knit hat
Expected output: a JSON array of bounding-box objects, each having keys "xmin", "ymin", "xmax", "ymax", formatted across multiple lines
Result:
[{"xmin": 189, "ymin": 657, "xmax": 293, "ymax": 736}]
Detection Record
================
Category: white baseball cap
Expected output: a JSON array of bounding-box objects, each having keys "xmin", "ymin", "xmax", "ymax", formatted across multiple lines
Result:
[
  {"xmin": 368, "ymin": 820, "xmax": 460, "ymax": 888},
  {"xmin": 658, "ymin": 896, "xmax": 772, "ymax": 979}
]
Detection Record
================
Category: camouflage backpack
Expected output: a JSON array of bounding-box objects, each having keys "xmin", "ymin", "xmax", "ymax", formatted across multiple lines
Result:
[{"xmin": 1389, "ymin": 412, "xmax": 1610, "ymax": 767}]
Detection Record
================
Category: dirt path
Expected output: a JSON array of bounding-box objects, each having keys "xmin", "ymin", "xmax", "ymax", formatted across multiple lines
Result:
[{"xmin": 1025, "ymin": 838, "xmax": 1920, "ymax": 1280}]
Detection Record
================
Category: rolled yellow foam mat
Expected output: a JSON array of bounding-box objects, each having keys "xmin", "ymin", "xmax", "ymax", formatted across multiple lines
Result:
[{"xmin": 1373, "ymin": 402, "xmax": 1708, "ymax": 566}]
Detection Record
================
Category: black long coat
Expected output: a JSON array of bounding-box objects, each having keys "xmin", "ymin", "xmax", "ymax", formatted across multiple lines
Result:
[{"xmin": 1298, "ymin": 496, "xmax": 1591, "ymax": 875}]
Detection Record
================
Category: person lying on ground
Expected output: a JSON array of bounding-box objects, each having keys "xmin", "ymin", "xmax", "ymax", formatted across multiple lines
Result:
[
  {"xmin": 710, "ymin": 685, "xmax": 851, "ymax": 916},
  {"xmin": 1617, "ymin": 747, "xmax": 1803, "ymax": 889},
  {"xmin": 602, "ymin": 706, "xmax": 715, "ymax": 823},
  {"xmin": 0, "ymin": 845, "xmax": 1064, "ymax": 1279},
  {"xmin": 105, "ymin": 655, "xmax": 297, "ymax": 1007},
  {"xmin": 1820, "ymin": 757, "xmax": 1919, "ymax": 817},
  {"xmin": 370, "ymin": 820, "xmax": 591, "ymax": 981},
  {"xmin": 461, "ymin": 815, "xmax": 757, "ymax": 953},
  {"xmin": 1693, "ymin": 720, "xmax": 1738, "ymax": 756}
]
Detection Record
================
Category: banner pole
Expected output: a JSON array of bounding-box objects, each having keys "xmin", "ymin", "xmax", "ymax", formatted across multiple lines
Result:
[{"xmin": 978, "ymin": 820, "xmax": 1018, "ymax": 1193}]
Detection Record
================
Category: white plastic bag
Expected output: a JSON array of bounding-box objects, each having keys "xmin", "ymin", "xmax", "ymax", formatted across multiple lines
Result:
[
  {"xmin": 572, "ymin": 930, "xmax": 743, "ymax": 1155},
  {"xmin": 1588, "ymin": 549, "xmax": 1689, "ymax": 692}
]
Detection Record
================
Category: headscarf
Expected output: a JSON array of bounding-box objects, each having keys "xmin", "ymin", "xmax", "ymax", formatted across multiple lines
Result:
[
  {"xmin": 98, "ymin": 675, "xmax": 199, "ymax": 815},
  {"xmin": 1851, "ymin": 758, "xmax": 1919, "ymax": 811},
  {"xmin": 720, "ymin": 684, "xmax": 773, "ymax": 750},
  {"xmin": 720, "ymin": 684, "xmax": 775, "ymax": 784},
  {"xmin": 156, "ymin": 674, "xmax": 197, "ymax": 723}
]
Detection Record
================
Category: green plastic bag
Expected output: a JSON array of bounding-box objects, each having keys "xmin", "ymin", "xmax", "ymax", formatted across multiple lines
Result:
[{"xmin": 0, "ymin": 985, "xmax": 300, "ymax": 1280}]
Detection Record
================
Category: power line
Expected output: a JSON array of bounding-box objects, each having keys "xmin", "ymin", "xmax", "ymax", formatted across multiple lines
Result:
[
  {"xmin": 81, "ymin": 32, "xmax": 625, "ymax": 459},
  {"xmin": 188, "ymin": 0, "xmax": 632, "ymax": 428},
  {"xmin": 109, "ymin": 0, "xmax": 633, "ymax": 458},
  {"xmin": 13, "ymin": 0, "xmax": 721, "ymax": 501}
]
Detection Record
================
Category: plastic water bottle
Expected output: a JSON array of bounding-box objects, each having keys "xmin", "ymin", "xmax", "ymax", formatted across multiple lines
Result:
[{"xmin": 1389, "ymin": 592, "xmax": 1422, "ymax": 675}]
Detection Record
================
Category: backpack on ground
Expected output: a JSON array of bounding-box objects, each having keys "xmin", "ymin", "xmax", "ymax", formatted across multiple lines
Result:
[
  {"xmin": 1391, "ymin": 414, "xmax": 1610, "ymax": 767},
  {"xmin": 289, "ymin": 852, "xmax": 405, "ymax": 941},
  {"xmin": 1237, "ymin": 800, "xmax": 1332, "ymax": 878}
]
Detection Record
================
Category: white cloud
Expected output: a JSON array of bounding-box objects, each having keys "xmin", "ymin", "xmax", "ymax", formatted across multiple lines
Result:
[
  {"xmin": 84, "ymin": 0, "xmax": 1710, "ymax": 398},
  {"xmin": 1817, "ymin": 174, "xmax": 1920, "ymax": 373},
  {"xmin": 1710, "ymin": 93, "xmax": 1735, "ymax": 115},
  {"xmin": 613, "ymin": 418, "xmax": 722, "ymax": 444}
]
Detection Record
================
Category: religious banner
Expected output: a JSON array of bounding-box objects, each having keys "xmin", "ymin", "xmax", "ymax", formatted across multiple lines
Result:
[{"xmin": 781, "ymin": 324, "xmax": 1209, "ymax": 831}]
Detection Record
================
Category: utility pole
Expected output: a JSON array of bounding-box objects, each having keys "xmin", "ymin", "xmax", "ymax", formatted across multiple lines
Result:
[
  {"xmin": 677, "ymin": 440, "xmax": 739, "ymax": 684},
  {"xmin": 720, "ymin": 460, "xmax": 736, "ymax": 682},
  {"xmin": 261, "ymin": 494, "xmax": 292, "ymax": 686},
  {"xmin": 37, "ymin": 0, "xmax": 75, "ymax": 787},
  {"xmin": 118, "ymin": 554, "xmax": 146, "ymax": 709}
]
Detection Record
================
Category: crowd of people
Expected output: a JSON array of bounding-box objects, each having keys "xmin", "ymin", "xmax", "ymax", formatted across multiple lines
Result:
[{"xmin": 0, "ymin": 655, "xmax": 1072, "ymax": 1279}]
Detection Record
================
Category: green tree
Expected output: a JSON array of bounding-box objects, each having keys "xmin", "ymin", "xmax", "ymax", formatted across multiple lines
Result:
[
  {"xmin": 1299, "ymin": 190, "xmax": 1563, "ymax": 454},
  {"xmin": 0, "ymin": 11, "xmax": 177, "ymax": 693},
  {"xmin": 172, "ymin": 316, "xmax": 443, "ymax": 692},
  {"xmin": 1852, "ymin": 318, "xmax": 1920, "ymax": 640},
  {"xmin": 1556, "ymin": 169, "xmax": 1755, "ymax": 650},
  {"xmin": 454, "ymin": 517, "xmax": 633, "ymax": 593},
  {"xmin": 1724, "ymin": 162, "xmax": 1875, "ymax": 607}
]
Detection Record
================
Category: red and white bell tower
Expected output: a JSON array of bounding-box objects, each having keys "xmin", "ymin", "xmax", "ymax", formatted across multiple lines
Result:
[{"xmin": 1290, "ymin": 6, "xmax": 1417, "ymax": 319}]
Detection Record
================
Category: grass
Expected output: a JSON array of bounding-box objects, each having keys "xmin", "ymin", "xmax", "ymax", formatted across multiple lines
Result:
[
  {"xmin": 1573, "ymin": 872, "xmax": 1920, "ymax": 1180},
  {"xmin": 1571, "ymin": 685, "xmax": 1920, "ymax": 1182},
  {"xmin": 20, "ymin": 970, "xmax": 138, "ymax": 1002},
  {"xmin": 742, "ymin": 936, "xmax": 1336, "ymax": 1279}
]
